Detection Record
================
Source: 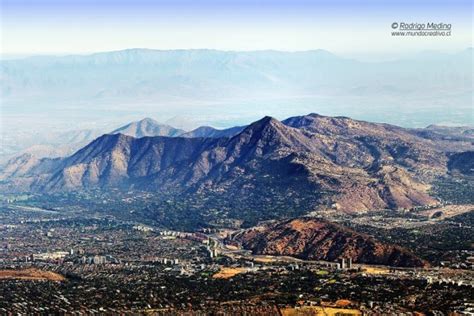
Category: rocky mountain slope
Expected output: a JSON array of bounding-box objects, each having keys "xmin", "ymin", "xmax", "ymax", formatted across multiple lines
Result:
[
  {"xmin": 236, "ymin": 217, "xmax": 428, "ymax": 267},
  {"xmin": 2, "ymin": 113, "xmax": 471, "ymax": 213},
  {"xmin": 180, "ymin": 125, "xmax": 245, "ymax": 138}
]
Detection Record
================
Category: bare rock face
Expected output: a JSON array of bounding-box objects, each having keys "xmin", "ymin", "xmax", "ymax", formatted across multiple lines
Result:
[
  {"xmin": 237, "ymin": 217, "xmax": 428, "ymax": 267},
  {"xmin": 2, "ymin": 113, "xmax": 471, "ymax": 213}
]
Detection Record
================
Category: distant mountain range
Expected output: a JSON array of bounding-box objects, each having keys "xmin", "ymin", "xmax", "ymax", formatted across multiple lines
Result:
[
  {"xmin": 1, "ymin": 117, "xmax": 247, "ymax": 163},
  {"xmin": 3, "ymin": 49, "xmax": 471, "ymax": 103},
  {"xmin": 111, "ymin": 117, "xmax": 185, "ymax": 138},
  {"xmin": 110, "ymin": 117, "xmax": 245, "ymax": 139},
  {"xmin": 2, "ymin": 113, "xmax": 473, "ymax": 214},
  {"xmin": 2, "ymin": 48, "xmax": 473, "ymax": 133},
  {"xmin": 0, "ymin": 129, "xmax": 103, "ymax": 162}
]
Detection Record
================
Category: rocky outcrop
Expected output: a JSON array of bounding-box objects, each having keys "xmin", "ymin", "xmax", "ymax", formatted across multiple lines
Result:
[{"xmin": 237, "ymin": 217, "xmax": 428, "ymax": 267}]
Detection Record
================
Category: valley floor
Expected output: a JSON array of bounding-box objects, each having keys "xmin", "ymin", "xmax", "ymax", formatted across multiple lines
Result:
[{"xmin": 0, "ymin": 201, "xmax": 473, "ymax": 314}]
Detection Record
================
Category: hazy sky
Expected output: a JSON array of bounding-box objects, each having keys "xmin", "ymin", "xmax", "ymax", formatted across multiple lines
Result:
[{"xmin": 1, "ymin": 0, "xmax": 472, "ymax": 57}]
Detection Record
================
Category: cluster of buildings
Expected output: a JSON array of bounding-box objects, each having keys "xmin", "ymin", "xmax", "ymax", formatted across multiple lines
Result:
[
  {"xmin": 337, "ymin": 258, "xmax": 353, "ymax": 270},
  {"xmin": 76, "ymin": 255, "xmax": 120, "ymax": 265},
  {"xmin": 1, "ymin": 201, "xmax": 472, "ymax": 314},
  {"xmin": 207, "ymin": 246, "xmax": 219, "ymax": 258},
  {"xmin": 32, "ymin": 251, "xmax": 69, "ymax": 262}
]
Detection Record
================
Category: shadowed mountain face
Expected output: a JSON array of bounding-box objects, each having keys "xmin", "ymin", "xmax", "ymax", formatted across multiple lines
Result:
[
  {"xmin": 180, "ymin": 125, "xmax": 245, "ymax": 138},
  {"xmin": 448, "ymin": 151, "xmax": 474, "ymax": 176},
  {"xmin": 1, "ymin": 118, "xmax": 239, "ymax": 163},
  {"xmin": 2, "ymin": 113, "xmax": 472, "ymax": 213},
  {"xmin": 236, "ymin": 217, "xmax": 428, "ymax": 267},
  {"xmin": 111, "ymin": 117, "xmax": 185, "ymax": 138}
]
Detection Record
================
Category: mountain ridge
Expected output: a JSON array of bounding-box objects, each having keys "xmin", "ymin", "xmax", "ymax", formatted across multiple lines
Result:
[
  {"xmin": 180, "ymin": 125, "xmax": 245, "ymax": 138},
  {"xmin": 2, "ymin": 113, "xmax": 472, "ymax": 215}
]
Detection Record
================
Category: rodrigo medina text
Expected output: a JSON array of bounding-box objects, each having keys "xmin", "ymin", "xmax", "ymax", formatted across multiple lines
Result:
[{"xmin": 395, "ymin": 22, "xmax": 451, "ymax": 31}]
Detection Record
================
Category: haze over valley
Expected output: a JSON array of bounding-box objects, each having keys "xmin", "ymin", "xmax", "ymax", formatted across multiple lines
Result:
[{"xmin": 2, "ymin": 48, "xmax": 472, "ymax": 162}]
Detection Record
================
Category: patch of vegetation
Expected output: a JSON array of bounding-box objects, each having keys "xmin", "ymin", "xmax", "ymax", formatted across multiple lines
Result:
[{"xmin": 431, "ymin": 176, "xmax": 474, "ymax": 204}]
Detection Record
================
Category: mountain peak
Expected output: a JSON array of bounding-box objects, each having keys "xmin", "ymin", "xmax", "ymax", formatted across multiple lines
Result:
[
  {"xmin": 240, "ymin": 116, "xmax": 283, "ymax": 135},
  {"xmin": 252, "ymin": 115, "xmax": 279, "ymax": 126},
  {"xmin": 138, "ymin": 117, "xmax": 159, "ymax": 124},
  {"xmin": 231, "ymin": 115, "xmax": 320, "ymax": 156},
  {"xmin": 111, "ymin": 118, "xmax": 185, "ymax": 138},
  {"xmin": 307, "ymin": 113, "xmax": 325, "ymax": 118}
]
